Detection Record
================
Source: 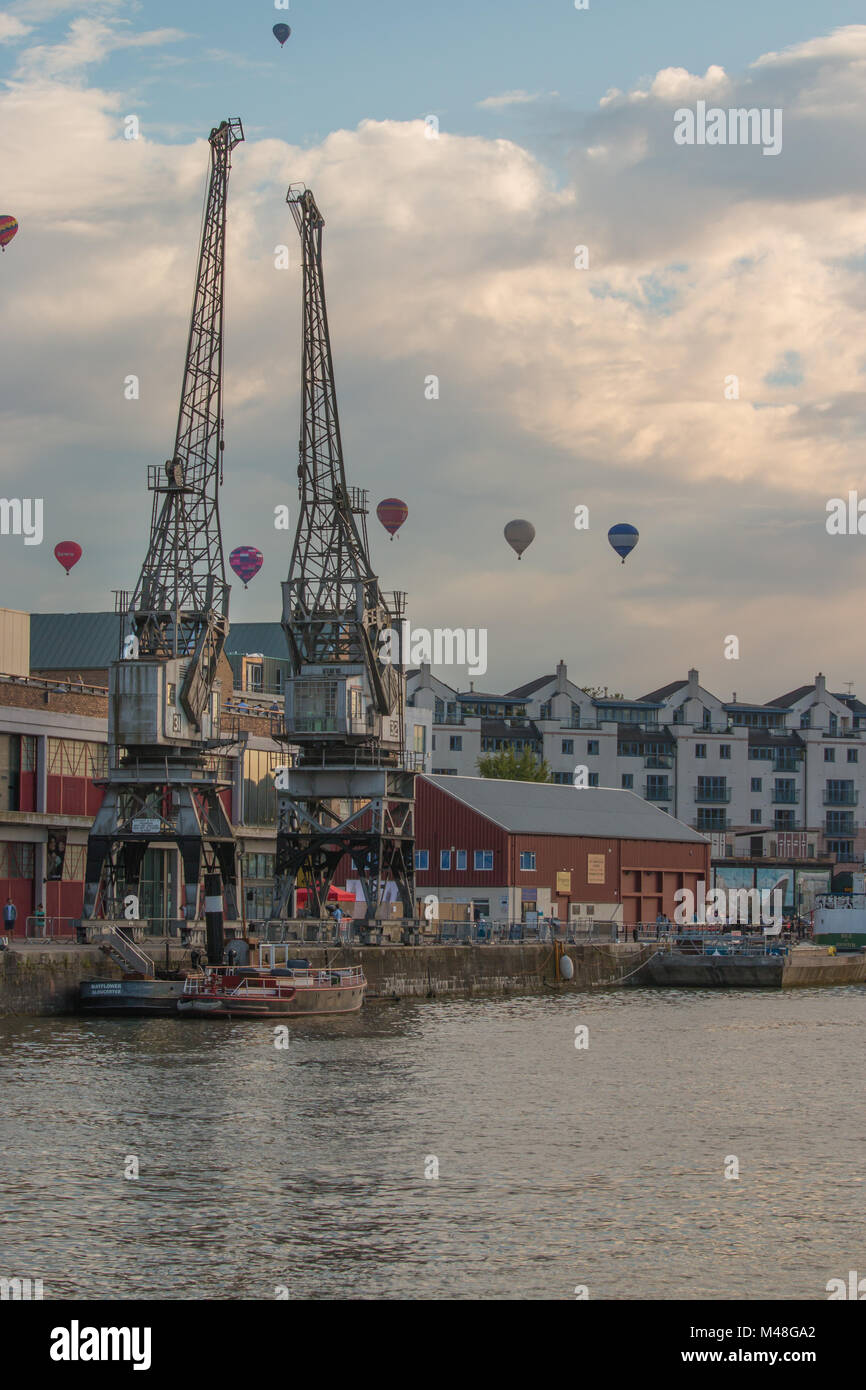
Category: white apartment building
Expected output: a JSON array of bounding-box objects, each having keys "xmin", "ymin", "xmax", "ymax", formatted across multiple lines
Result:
[{"xmin": 406, "ymin": 663, "xmax": 866, "ymax": 865}]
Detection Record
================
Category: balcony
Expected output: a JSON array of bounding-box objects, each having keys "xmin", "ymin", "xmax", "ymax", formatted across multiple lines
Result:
[
  {"xmin": 823, "ymin": 789, "xmax": 858, "ymax": 805},
  {"xmin": 645, "ymin": 755, "xmax": 673, "ymax": 770},
  {"xmin": 696, "ymin": 814, "xmax": 729, "ymax": 831},
  {"xmin": 643, "ymin": 783, "xmax": 672, "ymax": 801},
  {"xmin": 772, "ymin": 817, "xmax": 800, "ymax": 830},
  {"xmin": 773, "ymin": 757, "xmax": 801, "ymax": 773},
  {"xmin": 825, "ymin": 818, "xmax": 857, "ymax": 834},
  {"xmin": 772, "ymin": 788, "xmax": 800, "ymax": 804},
  {"xmin": 694, "ymin": 785, "xmax": 731, "ymax": 803}
]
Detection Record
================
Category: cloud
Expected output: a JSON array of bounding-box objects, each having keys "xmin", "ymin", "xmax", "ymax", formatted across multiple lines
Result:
[
  {"xmin": 478, "ymin": 90, "xmax": 558, "ymax": 110},
  {"xmin": 10, "ymin": 16, "xmax": 187, "ymax": 81},
  {"xmin": 0, "ymin": 17, "xmax": 32, "ymax": 43},
  {"xmin": 3, "ymin": 20, "xmax": 866, "ymax": 698}
]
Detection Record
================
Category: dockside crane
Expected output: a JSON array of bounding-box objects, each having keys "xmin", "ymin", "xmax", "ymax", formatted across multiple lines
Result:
[
  {"xmin": 82, "ymin": 118, "xmax": 245, "ymax": 950},
  {"xmin": 271, "ymin": 185, "xmax": 416, "ymax": 927}
]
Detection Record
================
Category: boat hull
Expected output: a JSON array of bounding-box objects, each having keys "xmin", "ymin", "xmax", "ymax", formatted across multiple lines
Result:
[
  {"xmin": 79, "ymin": 979, "xmax": 186, "ymax": 1015},
  {"xmin": 177, "ymin": 983, "xmax": 365, "ymax": 1017}
]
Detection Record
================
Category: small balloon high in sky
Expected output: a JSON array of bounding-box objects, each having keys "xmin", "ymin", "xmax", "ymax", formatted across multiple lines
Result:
[
  {"xmin": 0, "ymin": 215, "xmax": 19, "ymax": 251},
  {"xmin": 504, "ymin": 519, "xmax": 535, "ymax": 559},
  {"xmin": 229, "ymin": 545, "xmax": 263, "ymax": 588},
  {"xmin": 377, "ymin": 498, "xmax": 408, "ymax": 540},
  {"xmin": 54, "ymin": 541, "xmax": 82, "ymax": 575},
  {"xmin": 273, "ymin": 24, "xmax": 291, "ymax": 47},
  {"xmin": 607, "ymin": 523, "xmax": 639, "ymax": 564}
]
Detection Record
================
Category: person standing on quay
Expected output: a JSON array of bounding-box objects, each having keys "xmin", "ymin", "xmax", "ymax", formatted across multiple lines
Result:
[{"xmin": 3, "ymin": 897, "xmax": 17, "ymax": 938}]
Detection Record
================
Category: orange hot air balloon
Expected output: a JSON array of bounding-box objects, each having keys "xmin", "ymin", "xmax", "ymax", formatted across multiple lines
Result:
[
  {"xmin": 376, "ymin": 497, "xmax": 408, "ymax": 540},
  {"xmin": 54, "ymin": 541, "xmax": 82, "ymax": 575},
  {"xmin": 0, "ymin": 216, "xmax": 19, "ymax": 252}
]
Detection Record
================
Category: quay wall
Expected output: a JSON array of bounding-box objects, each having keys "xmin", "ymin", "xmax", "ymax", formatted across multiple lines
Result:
[{"xmin": 0, "ymin": 941, "xmax": 651, "ymax": 1015}]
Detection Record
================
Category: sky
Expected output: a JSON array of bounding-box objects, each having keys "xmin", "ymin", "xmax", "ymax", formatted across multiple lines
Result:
[{"xmin": 2, "ymin": 1, "xmax": 866, "ymax": 703}]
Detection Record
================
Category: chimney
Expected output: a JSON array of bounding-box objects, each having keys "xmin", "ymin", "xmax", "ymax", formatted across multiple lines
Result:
[
  {"xmin": 687, "ymin": 668, "xmax": 699, "ymax": 697},
  {"xmin": 556, "ymin": 660, "xmax": 567, "ymax": 694},
  {"xmin": 469, "ymin": 681, "xmax": 474, "ymax": 693},
  {"xmin": 732, "ymin": 692, "xmax": 737, "ymax": 703},
  {"xmin": 418, "ymin": 661, "xmax": 432, "ymax": 690},
  {"xmin": 815, "ymin": 673, "xmax": 826, "ymax": 697}
]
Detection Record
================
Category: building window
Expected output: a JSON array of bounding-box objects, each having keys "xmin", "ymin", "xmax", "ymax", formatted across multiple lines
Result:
[
  {"xmin": 848, "ymin": 748, "xmax": 858, "ymax": 763},
  {"xmin": 702, "ymin": 708, "xmax": 712, "ymax": 729},
  {"xmin": 450, "ymin": 735, "xmax": 462, "ymax": 751},
  {"xmin": 519, "ymin": 851, "xmax": 536, "ymax": 871},
  {"xmin": 539, "ymin": 702, "xmax": 552, "ymax": 719},
  {"xmin": 621, "ymin": 774, "xmax": 633, "ymax": 789},
  {"xmin": 456, "ymin": 850, "xmax": 467, "ymax": 870},
  {"xmin": 829, "ymin": 714, "xmax": 838, "ymax": 736},
  {"xmin": 432, "ymin": 735, "xmax": 437, "ymax": 751},
  {"xmin": 751, "ymin": 809, "xmax": 762, "ymax": 824},
  {"xmin": 588, "ymin": 772, "xmax": 599, "ymax": 787},
  {"xmin": 801, "ymin": 711, "xmax": 811, "ymax": 728},
  {"xmin": 695, "ymin": 744, "xmax": 707, "ymax": 759},
  {"xmin": 751, "ymin": 777, "xmax": 762, "ymax": 792},
  {"xmin": 440, "ymin": 850, "xmax": 451, "ymax": 871},
  {"xmin": 824, "ymin": 747, "xmax": 835, "ymax": 762},
  {"xmin": 242, "ymin": 748, "xmax": 280, "ymax": 826},
  {"xmin": 562, "ymin": 739, "xmax": 573, "ymax": 755},
  {"xmin": 414, "ymin": 725, "xmax": 426, "ymax": 755},
  {"xmin": 720, "ymin": 744, "xmax": 731, "ymax": 759},
  {"xmin": 415, "ymin": 850, "xmax": 429, "ymax": 871},
  {"xmin": 673, "ymin": 707, "xmax": 684, "ymax": 724},
  {"xmin": 587, "ymin": 740, "xmax": 599, "ymax": 755},
  {"xmin": 474, "ymin": 851, "xmax": 493, "ymax": 871}
]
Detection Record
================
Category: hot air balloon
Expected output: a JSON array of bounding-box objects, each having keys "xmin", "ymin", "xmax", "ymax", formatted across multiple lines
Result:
[
  {"xmin": 273, "ymin": 23, "xmax": 291, "ymax": 46},
  {"xmin": 377, "ymin": 498, "xmax": 408, "ymax": 540},
  {"xmin": 0, "ymin": 216, "xmax": 19, "ymax": 252},
  {"xmin": 229, "ymin": 545, "xmax": 263, "ymax": 589},
  {"xmin": 607, "ymin": 523, "xmax": 639, "ymax": 565},
  {"xmin": 54, "ymin": 541, "xmax": 82, "ymax": 575},
  {"xmin": 504, "ymin": 519, "xmax": 535, "ymax": 560}
]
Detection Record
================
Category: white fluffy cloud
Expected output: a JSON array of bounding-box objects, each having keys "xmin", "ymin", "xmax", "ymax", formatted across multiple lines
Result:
[{"xmin": 2, "ymin": 17, "xmax": 866, "ymax": 699}]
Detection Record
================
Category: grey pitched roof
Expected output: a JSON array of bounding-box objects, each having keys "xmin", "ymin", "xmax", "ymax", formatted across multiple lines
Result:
[
  {"xmin": 224, "ymin": 622, "xmax": 287, "ymax": 660},
  {"xmin": 638, "ymin": 679, "xmax": 687, "ymax": 702},
  {"xmin": 505, "ymin": 674, "xmax": 555, "ymax": 699},
  {"xmin": 421, "ymin": 774, "xmax": 707, "ymax": 843},
  {"xmin": 769, "ymin": 685, "xmax": 814, "ymax": 708},
  {"xmin": 31, "ymin": 612, "xmax": 123, "ymax": 669}
]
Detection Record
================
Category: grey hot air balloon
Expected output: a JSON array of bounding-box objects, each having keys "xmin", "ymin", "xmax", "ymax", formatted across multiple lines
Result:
[{"xmin": 504, "ymin": 519, "xmax": 535, "ymax": 560}]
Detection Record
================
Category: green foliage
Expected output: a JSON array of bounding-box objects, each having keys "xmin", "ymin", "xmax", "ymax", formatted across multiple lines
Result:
[{"xmin": 476, "ymin": 747, "xmax": 552, "ymax": 782}]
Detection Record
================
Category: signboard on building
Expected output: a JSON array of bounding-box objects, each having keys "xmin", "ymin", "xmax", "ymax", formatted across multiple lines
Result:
[
  {"xmin": 131, "ymin": 818, "xmax": 161, "ymax": 835},
  {"xmin": 46, "ymin": 831, "xmax": 67, "ymax": 881},
  {"xmin": 556, "ymin": 871, "xmax": 572, "ymax": 894},
  {"xmin": 587, "ymin": 854, "xmax": 606, "ymax": 884}
]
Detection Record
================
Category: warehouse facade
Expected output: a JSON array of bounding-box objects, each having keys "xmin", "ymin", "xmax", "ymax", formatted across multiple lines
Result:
[{"xmin": 413, "ymin": 774, "xmax": 710, "ymax": 927}]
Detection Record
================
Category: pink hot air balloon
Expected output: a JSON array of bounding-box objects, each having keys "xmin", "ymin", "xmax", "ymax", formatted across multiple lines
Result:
[
  {"xmin": 54, "ymin": 541, "xmax": 82, "ymax": 575},
  {"xmin": 376, "ymin": 497, "xmax": 408, "ymax": 540},
  {"xmin": 229, "ymin": 545, "xmax": 263, "ymax": 589},
  {"xmin": 0, "ymin": 215, "xmax": 18, "ymax": 252}
]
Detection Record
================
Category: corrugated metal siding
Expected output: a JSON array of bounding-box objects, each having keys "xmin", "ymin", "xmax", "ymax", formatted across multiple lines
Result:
[{"xmin": 415, "ymin": 776, "xmax": 508, "ymax": 884}]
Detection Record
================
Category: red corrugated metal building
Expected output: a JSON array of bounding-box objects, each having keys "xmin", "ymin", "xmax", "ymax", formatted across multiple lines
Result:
[{"xmin": 414, "ymin": 774, "xmax": 710, "ymax": 926}]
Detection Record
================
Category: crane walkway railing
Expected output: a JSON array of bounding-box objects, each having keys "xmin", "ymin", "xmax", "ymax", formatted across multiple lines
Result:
[{"xmin": 93, "ymin": 926, "xmax": 155, "ymax": 978}]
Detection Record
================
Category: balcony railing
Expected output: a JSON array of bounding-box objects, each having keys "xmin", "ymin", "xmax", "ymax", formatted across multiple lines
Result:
[
  {"xmin": 772, "ymin": 818, "xmax": 800, "ymax": 830},
  {"xmin": 773, "ymin": 757, "xmax": 801, "ymax": 772},
  {"xmin": 645, "ymin": 755, "xmax": 673, "ymax": 769},
  {"xmin": 696, "ymin": 815, "xmax": 729, "ymax": 830},
  {"xmin": 643, "ymin": 783, "xmax": 672, "ymax": 801},
  {"xmin": 694, "ymin": 786, "xmax": 731, "ymax": 803},
  {"xmin": 772, "ymin": 788, "xmax": 800, "ymax": 804},
  {"xmin": 823, "ymin": 789, "xmax": 859, "ymax": 805},
  {"xmin": 824, "ymin": 819, "xmax": 858, "ymax": 834}
]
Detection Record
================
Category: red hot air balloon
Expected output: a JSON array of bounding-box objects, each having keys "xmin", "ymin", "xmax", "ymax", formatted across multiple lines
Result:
[
  {"xmin": 376, "ymin": 498, "xmax": 408, "ymax": 540},
  {"xmin": 0, "ymin": 216, "xmax": 18, "ymax": 252},
  {"xmin": 229, "ymin": 545, "xmax": 263, "ymax": 588},
  {"xmin": 54, "ymin": 541, "xmax": 82, "ymax": 575}
]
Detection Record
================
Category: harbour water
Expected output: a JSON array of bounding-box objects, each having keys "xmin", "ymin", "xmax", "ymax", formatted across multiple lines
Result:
[{"xmin": 2, "ymin": 987, "xmax": 863, "ymax": 1301}]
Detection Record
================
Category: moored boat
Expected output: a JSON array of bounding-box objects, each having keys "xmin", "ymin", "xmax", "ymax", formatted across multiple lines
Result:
[{"xmin": 177, "ymin": 947, "xmax": 366, "ymax": 1017}]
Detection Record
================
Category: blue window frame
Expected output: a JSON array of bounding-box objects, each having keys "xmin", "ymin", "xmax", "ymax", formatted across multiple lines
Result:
[
  {"xmin": 474, "ymin": 850, "xmax": 493, "ymax": 871},
  {"xmin": 440, "ymin": 850, "xmax": 451, "ymax": 870},
  {"xmin": 519, "ymin": 851, "xmax": 536, "ymax": 871},
  {"xmin": 415, "ymin": 850, "xmax": 429, "ymax": 871},
  {"xmin": 456, "ymin": 850, "xmax": 467, "ymax": 870}
]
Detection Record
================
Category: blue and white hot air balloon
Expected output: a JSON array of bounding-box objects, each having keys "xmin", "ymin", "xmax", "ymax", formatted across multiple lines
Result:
[{"xmin": 607, "ymin": 523, "xmax": 639, "ymax": 565}]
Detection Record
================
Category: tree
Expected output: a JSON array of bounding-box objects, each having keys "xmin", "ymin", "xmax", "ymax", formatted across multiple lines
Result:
[
  {"xmin": 580, "ymin": 686, "xmax": 625, "ymax": 700},
  {"xmin": 476, "ymin": 747, "xmax": 551, "ymax": 782}
]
